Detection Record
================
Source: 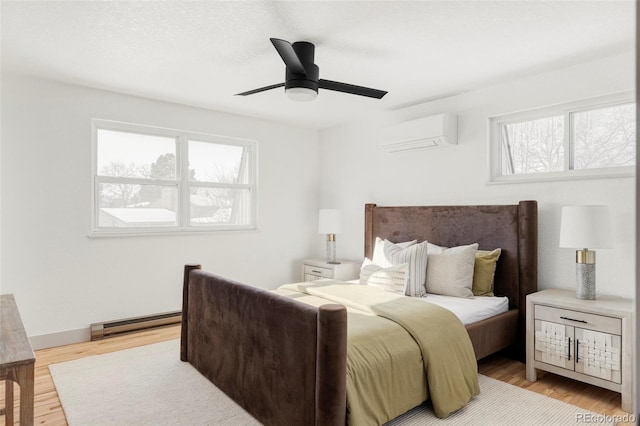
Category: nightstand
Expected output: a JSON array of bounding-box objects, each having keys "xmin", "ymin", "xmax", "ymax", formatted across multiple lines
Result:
[
  {"xmin": 301, "ymin": 258, "xmax": 361, "ymax": 282},
  {"xmin": 525, "ymin": 289, "xmax": 634, "ymax": 412}
]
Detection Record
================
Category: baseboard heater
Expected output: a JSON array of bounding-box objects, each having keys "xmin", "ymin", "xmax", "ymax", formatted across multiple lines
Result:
[{"xmin": 90, "ymin": 311, "xmax": 181, "ymax": 341}]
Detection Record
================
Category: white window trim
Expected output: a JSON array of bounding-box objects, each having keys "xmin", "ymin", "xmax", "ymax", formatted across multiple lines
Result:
[
  {"xmin": 90, "ymin": 119, "xmax": 258, "ymax": 237},
  {"xmin": 488, "ymin": 92, "xmax": 636, "ymax": 184}
]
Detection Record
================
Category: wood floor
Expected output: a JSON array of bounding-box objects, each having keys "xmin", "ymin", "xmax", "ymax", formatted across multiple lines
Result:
[{"xmin": 0, "ymin": 325, "xmax": 633, "ymax": 425}]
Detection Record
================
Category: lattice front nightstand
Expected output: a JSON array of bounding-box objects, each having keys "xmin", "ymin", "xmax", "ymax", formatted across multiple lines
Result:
[{"xmin": 525, "ymin": 289, "xmax": 633, "ymax": 412}]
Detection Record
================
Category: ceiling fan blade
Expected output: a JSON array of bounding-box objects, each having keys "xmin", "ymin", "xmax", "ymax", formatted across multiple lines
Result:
[
  {"xmin": 319, "ymin": 79, "xmax": 387, "ymax": 99},
  {"xmin": 270, "ymin": 38, "xmax": 308, "ymax": 76},
  {"xmin": 235, "ymin": 83, "xmax": 285, "ymax": 96}
]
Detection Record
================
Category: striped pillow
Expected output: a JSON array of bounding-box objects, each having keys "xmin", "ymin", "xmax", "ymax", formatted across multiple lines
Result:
[
  {"xmin": 372, "ymin": 237, "xmax": 429, "ymax": 297},
  {"xmin": 359, "ymin": 258, "xmax": 408, "ymax": 294}
]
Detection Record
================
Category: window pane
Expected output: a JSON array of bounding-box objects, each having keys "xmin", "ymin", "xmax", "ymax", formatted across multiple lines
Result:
[
  {"xmin": 97, "ymin": 129, "xmax": 177, "ymax": 179},
  {"xmin": 190, "ymin": 187, "xmax": 252, "ymax": 226},
  {"xmin": 572, "ymin": 103, "xmax": 636, "ymax": 170},
  {"xmin": 188, "ymin": 140, "xmax": 247, "ymax": 184},
  {"xmin": 98, "ymin": 183, "xmax": 177, "ymax": 227},
  {"xmin": 502, "ymin": 116, "xmax": 564, "ymax": 175}
]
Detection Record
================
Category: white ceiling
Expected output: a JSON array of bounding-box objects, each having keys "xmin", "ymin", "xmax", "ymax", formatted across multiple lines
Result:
[{"xmin": 1, "ymin": 1, "xmax": 635, "ymax": 129}]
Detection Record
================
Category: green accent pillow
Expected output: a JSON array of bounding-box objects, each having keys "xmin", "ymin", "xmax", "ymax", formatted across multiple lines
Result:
[{"xmin": 472, "ymin": 248, "xmax": 501, "ymax": 296}]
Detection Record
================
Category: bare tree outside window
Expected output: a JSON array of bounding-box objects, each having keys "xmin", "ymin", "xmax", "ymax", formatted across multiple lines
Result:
[
  {"xmin": 492, "ymin": 96, "xmax": 635, "ymax": 181},
  {"xmin": 99, "ymin": 162, "xmax": 147, "ymax": 207},
  {"xmin": 503, "ymin": 116, "xmax": 564, "ymax": 175},
  {"xmin": 573, "ymin": 103, "xmax": 636, "ymax": 170},
  {"xmin": 92, "ymin": 121, "xmax": 257, "ymax": 234},
  {"xmin": 188, "ymin": 140, "xmax": 250, "ymax": 226}
]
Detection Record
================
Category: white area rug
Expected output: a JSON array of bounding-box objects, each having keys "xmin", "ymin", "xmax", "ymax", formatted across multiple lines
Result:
[
  {"xmin": 49, "ymin": 340, "xmax": 259, "ymax": 426},
  {"xmin": 387, "ymin": 375, "xmax": 615, "ymax": 426},
  {"xmin": 50, "ymin": 339, "xmax": 614, "ymax": 426}
]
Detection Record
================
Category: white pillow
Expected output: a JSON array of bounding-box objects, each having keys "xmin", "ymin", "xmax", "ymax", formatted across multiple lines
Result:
[
  {"xmin": 425, "ymin": 242, "xmax": 479, "ymax": 298},
  {"xmin": 359, "ymin": 258, "xmax": 408, "ymax": 295},
  {"xmin": 372, "ymin": 238, "xmax": 417, "ymax": 256},
  {"xmin": 372, "ymin": 237, "xmax": 428, "ymax": 297},
  {"xmin": 396, "ymin": 239, "xmax": 418, "ymax": 248}
]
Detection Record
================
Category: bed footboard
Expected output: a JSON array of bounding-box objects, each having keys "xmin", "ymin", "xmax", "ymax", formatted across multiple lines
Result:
[{"xmin": 181, "ymin": 265, "xmax": 347, "ymax": 426}]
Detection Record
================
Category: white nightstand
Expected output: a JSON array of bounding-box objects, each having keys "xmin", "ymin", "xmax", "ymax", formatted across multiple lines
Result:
[
  {"xmin": 301, "ymin": 258, "xmax": 361, "ymax": 282},
  {"xmin": 525, "ymin": 289, "xmax": 634, "ymax": 412}
]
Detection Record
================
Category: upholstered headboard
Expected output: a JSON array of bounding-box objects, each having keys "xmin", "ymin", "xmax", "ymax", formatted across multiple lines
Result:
[{"xmin": 364, "ymin": 201, "xmax": 538, "ymax": 356}]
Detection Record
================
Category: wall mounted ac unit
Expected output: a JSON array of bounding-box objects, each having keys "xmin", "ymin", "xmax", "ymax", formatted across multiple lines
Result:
[{"xmin": 380, "ymin": 113, "xmax": 457, "ymax": 153}]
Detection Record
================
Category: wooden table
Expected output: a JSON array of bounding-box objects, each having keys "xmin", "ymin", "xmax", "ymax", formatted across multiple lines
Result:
[{"xmin": 0, "ymin": 294, "xmax": 35, "ymax": 426}]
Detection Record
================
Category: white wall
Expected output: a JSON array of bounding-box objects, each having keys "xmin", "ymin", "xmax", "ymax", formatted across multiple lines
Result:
[
  {"xmin": 1, "ymin": 51, "xmax": 634, "ymax": 348},
  {"xmin": 1, "ymin": 74, "xmax": 320, "ymax": 346},
  {"xmin": 319, "ymin": 51, "xmax": 635, "ymax": 299}
]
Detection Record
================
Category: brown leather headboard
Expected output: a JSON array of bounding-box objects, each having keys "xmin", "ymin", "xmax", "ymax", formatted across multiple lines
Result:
[{"xmin": 364, "ymin": 201, "xmax": 538, "ymax": 355}]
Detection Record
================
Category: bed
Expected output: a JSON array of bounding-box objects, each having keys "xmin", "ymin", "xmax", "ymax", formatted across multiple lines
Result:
[{"xmin": 180, "ymin": 200, "xmax": 538, "ymax": 426}]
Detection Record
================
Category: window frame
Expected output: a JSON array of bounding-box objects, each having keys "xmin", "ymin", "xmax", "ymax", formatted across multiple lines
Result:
[
  {"xmin": 488, "ymin": 92, "xmax": 636, "ymax": 184},
  {"xmin": 90, "ymin": 119, "xmax": 258, "ymax": 237}
]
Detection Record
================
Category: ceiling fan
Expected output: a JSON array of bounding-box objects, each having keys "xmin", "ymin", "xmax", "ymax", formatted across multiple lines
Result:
[{"xmin": 236, "ymin": 38, "xmax": 388, "ymax": 102}]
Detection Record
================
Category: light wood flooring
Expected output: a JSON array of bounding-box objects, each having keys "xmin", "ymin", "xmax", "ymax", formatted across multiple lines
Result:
[{"xmin": 0, "ymin": 325, "xmax": 633, "ymax": 425}]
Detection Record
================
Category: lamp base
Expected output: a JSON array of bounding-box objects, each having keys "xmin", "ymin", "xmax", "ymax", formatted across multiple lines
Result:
[
  {"xmin": 576, "ymin": 262, "xmax": 596, "ymax": 300},
  {"xmin": 326, "ymin": 236, "xmax": 340, "ymax": 265}
]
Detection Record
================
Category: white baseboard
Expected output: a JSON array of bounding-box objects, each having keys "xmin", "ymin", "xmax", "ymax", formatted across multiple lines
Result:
[{"xmin": 30, "ymin": 327, "xmax": 91, "ymax": 350}]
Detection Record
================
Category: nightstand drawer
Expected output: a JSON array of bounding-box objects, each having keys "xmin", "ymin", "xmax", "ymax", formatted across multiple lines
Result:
[
  {"xmin": 301, "ymin": 259, "xmax": 361, "ymax": 282},
  {"xmin": 303, "ymin": 265, "xmax": 333, "ymax": 279},
  {"xmin": 535, "ymin": 305, "xmax": 621, "ymax": 335}
]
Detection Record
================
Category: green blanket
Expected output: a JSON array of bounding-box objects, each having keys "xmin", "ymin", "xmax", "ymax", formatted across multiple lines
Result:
[{"xmin": 276, "ymin": 281, "xmax": 479, "ymax": 424}]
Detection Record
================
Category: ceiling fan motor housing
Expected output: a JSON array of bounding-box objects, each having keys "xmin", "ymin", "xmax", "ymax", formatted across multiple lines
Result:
[{"xmin": 285, "ymin": 41, "xmax": 319, "ymax": 92}]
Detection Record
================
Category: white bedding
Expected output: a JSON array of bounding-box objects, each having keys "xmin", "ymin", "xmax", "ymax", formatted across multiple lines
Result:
[
  {"xmin": 343, "ymin": 279, "xmax": 509, "ymax": 325},
  {"xmin": 418, "ymin": 293, "xmax": 509, "ymax": 325}
]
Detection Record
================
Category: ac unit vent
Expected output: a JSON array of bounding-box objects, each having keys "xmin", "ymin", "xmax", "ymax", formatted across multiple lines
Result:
[{"xmin": 380, "ymin": 113, "xmax": 457, "ymax": 153}]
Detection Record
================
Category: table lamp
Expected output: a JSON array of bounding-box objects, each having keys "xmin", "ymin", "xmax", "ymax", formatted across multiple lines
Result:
[
  {"xmin": 559, "ymin": 205, "xmax": 612, "ymax": 300},
  {"xmin": 318, "ymin": 209, "xmax": 342, "ymax": 264}
]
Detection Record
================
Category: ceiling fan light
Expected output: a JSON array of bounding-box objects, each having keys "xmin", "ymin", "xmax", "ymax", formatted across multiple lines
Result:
[{"xmin": 286, "ymin": 87, "xmax": 317, "ymax": 102}]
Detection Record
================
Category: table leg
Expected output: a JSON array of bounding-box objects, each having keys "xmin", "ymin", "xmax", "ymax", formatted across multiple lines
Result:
[
  {"xmin": 5, "ymin": 379, "xmax": 13, "ymax": 426},
  {"xmin": 16, "ymin": 365, "xmax": 34, "ymax": 426}
]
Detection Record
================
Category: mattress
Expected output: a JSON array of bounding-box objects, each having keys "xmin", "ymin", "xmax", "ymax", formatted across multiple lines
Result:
[
  {"xmin": 343, "ymin": 279, "xmax": 508, "ymax": 326},
  {"xmin": 418, "ymin": 293, "xmax": 509, "ymax": 325}
]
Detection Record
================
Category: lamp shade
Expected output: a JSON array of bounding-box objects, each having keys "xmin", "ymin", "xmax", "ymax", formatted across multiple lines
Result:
[
  {"xmin": 559, "ymin": 205, "xmax": 612, "ymax": 249},
  {"xmin": 318, "ymin": 209, "xmax": 342, "ymax": 234}
]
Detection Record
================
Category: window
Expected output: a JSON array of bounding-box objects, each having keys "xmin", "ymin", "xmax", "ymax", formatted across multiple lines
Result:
[
  {"xmin": 490, "ymin": 93, "xmax": 635, "ymax": 182},
  {"xmin": 92, "ymin": 120, "xmax": 257, "ymax": 235}
]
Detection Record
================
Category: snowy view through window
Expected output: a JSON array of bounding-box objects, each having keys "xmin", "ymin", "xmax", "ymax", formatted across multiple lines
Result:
[{"xmin": 94, "ymin": 125, "xmax": 255, "ymax": 233}]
